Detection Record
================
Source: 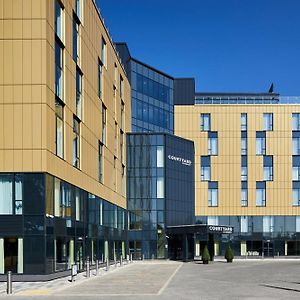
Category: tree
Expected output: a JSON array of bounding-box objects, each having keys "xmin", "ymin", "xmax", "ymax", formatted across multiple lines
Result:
[
  {"xmin": 202, "ymin": 245, "xmax": 210, "ymax": 264},
  {"xmin": 225, "ymin": 245, "xmax": 234, "ymax": 263}
]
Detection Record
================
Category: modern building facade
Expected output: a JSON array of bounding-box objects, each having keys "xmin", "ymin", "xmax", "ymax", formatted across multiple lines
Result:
[
  {"xmin": 0, "ymin": 0, "xmax": 131, "ymax": 278},
  {"xmin": 116, "ymin": 43, "xmax": 174, "ymax": 134},
  {"xmin": 126, "ymin": 133, "xmax": 194, "ymax": 259},
  {"xmin": 175, "ymin": 92, "xmax": 300, "ymax": 257}
]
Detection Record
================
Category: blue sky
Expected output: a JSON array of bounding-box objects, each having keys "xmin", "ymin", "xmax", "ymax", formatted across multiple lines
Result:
[{"xmin": 97, "ymin": 0, "xmax": 300, "ymax": 95}]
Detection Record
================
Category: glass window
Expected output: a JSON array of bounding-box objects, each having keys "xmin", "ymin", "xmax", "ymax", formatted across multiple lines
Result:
[
  {"xmin": 120, "ymin": 75, "xmax": 124, "ymax": 98},
  {"xmin": 98, "ymin": 142, "xmax": 103, "ymax": 183},
  {"xmin": 256, "ymin": 137, "xmax": 266, "ymax": 155},
  {"xmin": 76, "ymin": 68, "xmax": 82, "ymax": 119},
  {"xmin": 98, "ymin": 60, "xmax": 102, "ymax": 98},
  {"xmin": 201, "ymin": 166, "xmax": 210, "ymax": 181},
  {"xmin": 54, "ymin": 178, "xmax": 61, "ymax": 217},
  {"xmin": 208, "ymin": 137, "xmax": 218, "ymax": 155},
  {"xmin": 207, "ymin": 216, "xmax": 218, "ymax": 225},
  {"xmin": 241, "ymin": 137, "xmax": 247, "ymax": 155},
  {"xmin": 0, "ymin": 175, "xmax": 13, "ymax": 214},
  {"xmin": 55, "ymin": 0, "xmax": 63, "ymax": 41},
  {"xmin": 157, "ymin": 177, "xmax": 164, "ymax": 198},
  {"xmin": 241, "ymin": 113, "xmax": 247, "ymax": 131},
  {"xmin": 263, "ymin": 113, "xmax": 273, "ymax": 131},
  {"xmin": 263, "ymin": 216, "xmax": 274, "ymax": 232},
  {"xmin": 296, "ymin": 216, "xmax": 300, "ymax": 232},
  {"xmin": 293, "ymin": 166, "xmax": 300, "ymax": 180},
  {"xmin": 120, "ymin": 130, "xmax": 124, "ymax": 162},
  {"xmin": 201, "ymin": 114, "xmax": 210, "ymax": 131},
  {"xmin": 55, "ymin": 41, "xmax": 63, "ymax": 99},
  {"xmin": 121, "ymin": 101, "xmax": 125, "ymax": 130},
  {"xmin": 55, "ymin": 99, "xmax": 64, "ymax": 158},
  {"xmin": 73, "ymin": 16, "xmax": 80, "ymax": 63},
  {"xmin": 292, "ymin": 138, "xmax": 300, "ymax": 155},
  {"xmin": 241, "ymin": 166, "xmax": 247, "ymax": 181},
  {"xmin": 121, "ymin": 165, "xmax": 125, "ymax": 196},
  {"xmin": 101, "ymin": 38, "xmax": 106, "ymax": 67},
  {"xmin": 256, "ymin": 183, "xmax": 266, "ymax": 207},
  {"xmin": 73, "ymin": 117, "xmax": 80, "ymax": 168},
  {"xmin": 241, "ymin": 188, "xmax": 248, "ymax": 207},
  {"xmin": 75, "ymin": 188, "xmax": 82, "ymax": 221},
  {"xmin": 157, "ymin": 146, "xmax": 164, "ymax": 168},
  {"xmin": 102, "ymin": 104, "xmax": 106, "ymax": 145},
  {"xmin": 293, "ymin": 189, "xmax": 300, "ymax": 206},
  {"xmin": 241, "ymin": 216, "xmax": 248, "ymax": 233},
  {"xmin": 99, "ymin": 199, "xmax": 103, "ymax": 226},
  {"xmin": 75, "ymin": 0, "xmax": 81, "ymax": 20},
  {"xmin": 263, "ymin": 166, "xmax": 273, "ymax": 181},
  {"xmin": 292, "ymin": 113, "xmax": 300, "ymax": 131},
  {"xmin": 208, "ymin": 188, "xmax": 218, "ymax": 207}
]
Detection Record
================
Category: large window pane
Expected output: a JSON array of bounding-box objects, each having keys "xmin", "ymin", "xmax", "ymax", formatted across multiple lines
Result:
[
  {"xmin": 157, "ymin": 177, "xmax": 164, "ymax": 199},
  {"xmin": 241, "ymin": 216, "xmax": 248, "ymax": 233},
  {"xmin": 0, "ymin": 175, "xmax": 13, "ymax": 214},
  {"xmin": 157, "ymin": 146, "xmax": 164, "ymax": 168},
  {"xmin": 55, "ymin": 0, "xmax": 63, "ymax": 40}
]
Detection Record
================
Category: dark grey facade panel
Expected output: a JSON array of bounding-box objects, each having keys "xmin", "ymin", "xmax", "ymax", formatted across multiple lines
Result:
[{"xmin": 174, "ymin": 78, "xmax": 195, "ymax": 105}]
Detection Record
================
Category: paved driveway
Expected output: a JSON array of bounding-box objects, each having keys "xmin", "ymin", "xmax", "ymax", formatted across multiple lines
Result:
[{"xmin": 2, "ymin": 259, "xmax": 300, "ymax": 299}]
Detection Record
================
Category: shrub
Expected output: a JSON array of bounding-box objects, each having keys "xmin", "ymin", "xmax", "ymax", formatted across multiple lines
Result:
[
  {"xmin": 202, "ymin": 245, "xmax": 210, "ymax": 264},
  {"xmin": 225, "ymin": 245, "xmax": 234, "ymax": 262}
]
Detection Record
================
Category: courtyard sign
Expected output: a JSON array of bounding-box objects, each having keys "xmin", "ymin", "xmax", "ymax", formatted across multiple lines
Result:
[
  {"xmin": 167, "ymin": 155, "xmax": 192, "ymax": 166},
  {"xmin": 207, "ymin": 225, "xmax": 233, "ymax": 234}
]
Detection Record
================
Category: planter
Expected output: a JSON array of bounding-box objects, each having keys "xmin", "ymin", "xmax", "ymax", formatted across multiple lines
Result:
[
  {"xmin": 203, "ymin": 260, "xmax": 209, "ymax": 264},
  {"xmin": 226, "ymin": 259, "xmax": 233, "ymax": 263}
]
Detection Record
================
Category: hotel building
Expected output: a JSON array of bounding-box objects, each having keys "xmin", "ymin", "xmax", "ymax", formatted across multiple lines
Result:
[
  {"xmin": 175, "ymin": 88, "xmax": 300, "ymax": 257},
  {"xmin": 0, "ymin": 0, "xmax": 130, "ymax": 278}
]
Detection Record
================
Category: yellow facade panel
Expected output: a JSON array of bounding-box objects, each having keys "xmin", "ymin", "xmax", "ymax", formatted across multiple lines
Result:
[{"xmin": 175, "ymin": 104, "xmax": 300, "ymax": 217}]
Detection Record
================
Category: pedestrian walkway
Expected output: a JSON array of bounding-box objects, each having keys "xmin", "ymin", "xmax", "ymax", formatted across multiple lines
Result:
[{"xmin": 0, "ymin": 260, "xmax": 134, "ymax": 296}]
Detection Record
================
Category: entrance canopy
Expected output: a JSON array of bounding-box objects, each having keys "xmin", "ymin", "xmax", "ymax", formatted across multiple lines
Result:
[{"xmin": 166, "ymin": 224, "xmax": 234, "ymax": 235}]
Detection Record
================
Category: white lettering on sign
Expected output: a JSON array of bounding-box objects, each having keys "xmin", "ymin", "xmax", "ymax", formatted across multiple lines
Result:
[
  {"xmin": 208, "ymin": 225, "xmax": 233, "ymax": 234},
  {"xmin": 167, "ymin": 155, "xmax": 192, "ymax": 166}
]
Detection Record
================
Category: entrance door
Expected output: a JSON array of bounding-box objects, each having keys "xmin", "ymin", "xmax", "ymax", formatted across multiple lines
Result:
[
  {"xmin": 4, "ymin": 238, "xmax": 18, "ymax": 273},
  {"xmin": 76, "ymin": 239, "xmax": 84, "ymax": 271},
  {"xmin": 263, "ymin": 240, "xmax": 274, "ymax": 257}
]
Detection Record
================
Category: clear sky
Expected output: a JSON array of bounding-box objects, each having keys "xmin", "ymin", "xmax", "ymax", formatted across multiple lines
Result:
[{"xmin": 96, "ymin": 0, "xmax": 300, "ymax": 95}]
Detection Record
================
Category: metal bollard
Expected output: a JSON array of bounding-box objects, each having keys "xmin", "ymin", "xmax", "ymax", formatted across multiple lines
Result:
[
  {"xmin": 142, "ymin": 254, "xmax": 145, "ymax": 261},
  {"xmin": 106, "ymin": 258, "xmax": 110, "ymax": 271},
  {"xmin": 152, "ymin": 254, "xmax": 154, "ymax": 260},
  {"xmin": 130, "ymin": 253, "xmax": 133, "ymax": 263},
  {"xmin": 71, "ymin": 264, "xmax": 77, "ymax": 282},
  {"xmin": 95, "ymin": 259, "xmax": 99, "ymax": 276},
  {"xmin": 126, "ymin": 254, "xmax": 129, "ymax": 264},
  {"xmin": 120, "ymin": 256, "xmax": 123, "ymax": 266},
  {"xmin": 102, "ymin": 254, "xmax": 104, "ymax": 263},
  {"xmin": 114, "ymin": 258, "xmax": 117, "ymax": 268},
  {"xmin": 7, "ymin": 271, "xmax": 12, "ymax": 294},
  {"xmin": 86, "ymin": 257, "xmax": 90, "ymax": 278}
]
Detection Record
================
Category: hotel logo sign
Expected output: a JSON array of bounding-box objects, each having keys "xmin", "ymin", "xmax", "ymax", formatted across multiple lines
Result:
[
  {"xmin": 207, "ymin": 225, "xmax": 233, "ymax": 234},
  {"xmin": 167, "ymin": 155, "xmax": 192, "ymax": 167}
]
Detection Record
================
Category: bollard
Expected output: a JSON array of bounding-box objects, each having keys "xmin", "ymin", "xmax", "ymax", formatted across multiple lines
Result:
[
  {"xmin": 142, "ymin": 254, "xmax": 145, "ymax": 261},
  {"xmin": 101, "ymin": 254, "xmax": 104, "ymax": 263},
  {"xmin": 95, "ymin": 259, "xmax": 99, "ymax": 276},
  {"xmin": 120, "ymin": 256, "xmax": 123, "ymax": 266},
  {"xmin": 114, "ymin": 258, "xmax": 117, "ymax": 268},
  {"xmin": 86, "ymin": 257, "xmax": 90, "ymax": 278},
  {"xmin": 7, "ymin": 271, "xmax": 12, "ymax": 294},
  {"xmin": 106, "ymin": 258, "xmax": 110, "ymax": 271},
  {"xmin": 152, "ymin": 254, "xmax": 154, "ymax": 260},
  {"xmin": 126, "ymin": 254, "xmax": 129, "ymax": 264},
  {"xmin": 130, "ymin": 253, "xmax": 133, "ymax": 263},
  {"xmin": 71, "ymin": 264, "xmax": 77, "ymax": 282}
]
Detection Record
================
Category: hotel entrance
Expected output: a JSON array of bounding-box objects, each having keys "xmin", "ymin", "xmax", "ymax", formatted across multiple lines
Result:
[{"xmin": 167, "ymin": 224, "xmax": 234, "ymax": 261}]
